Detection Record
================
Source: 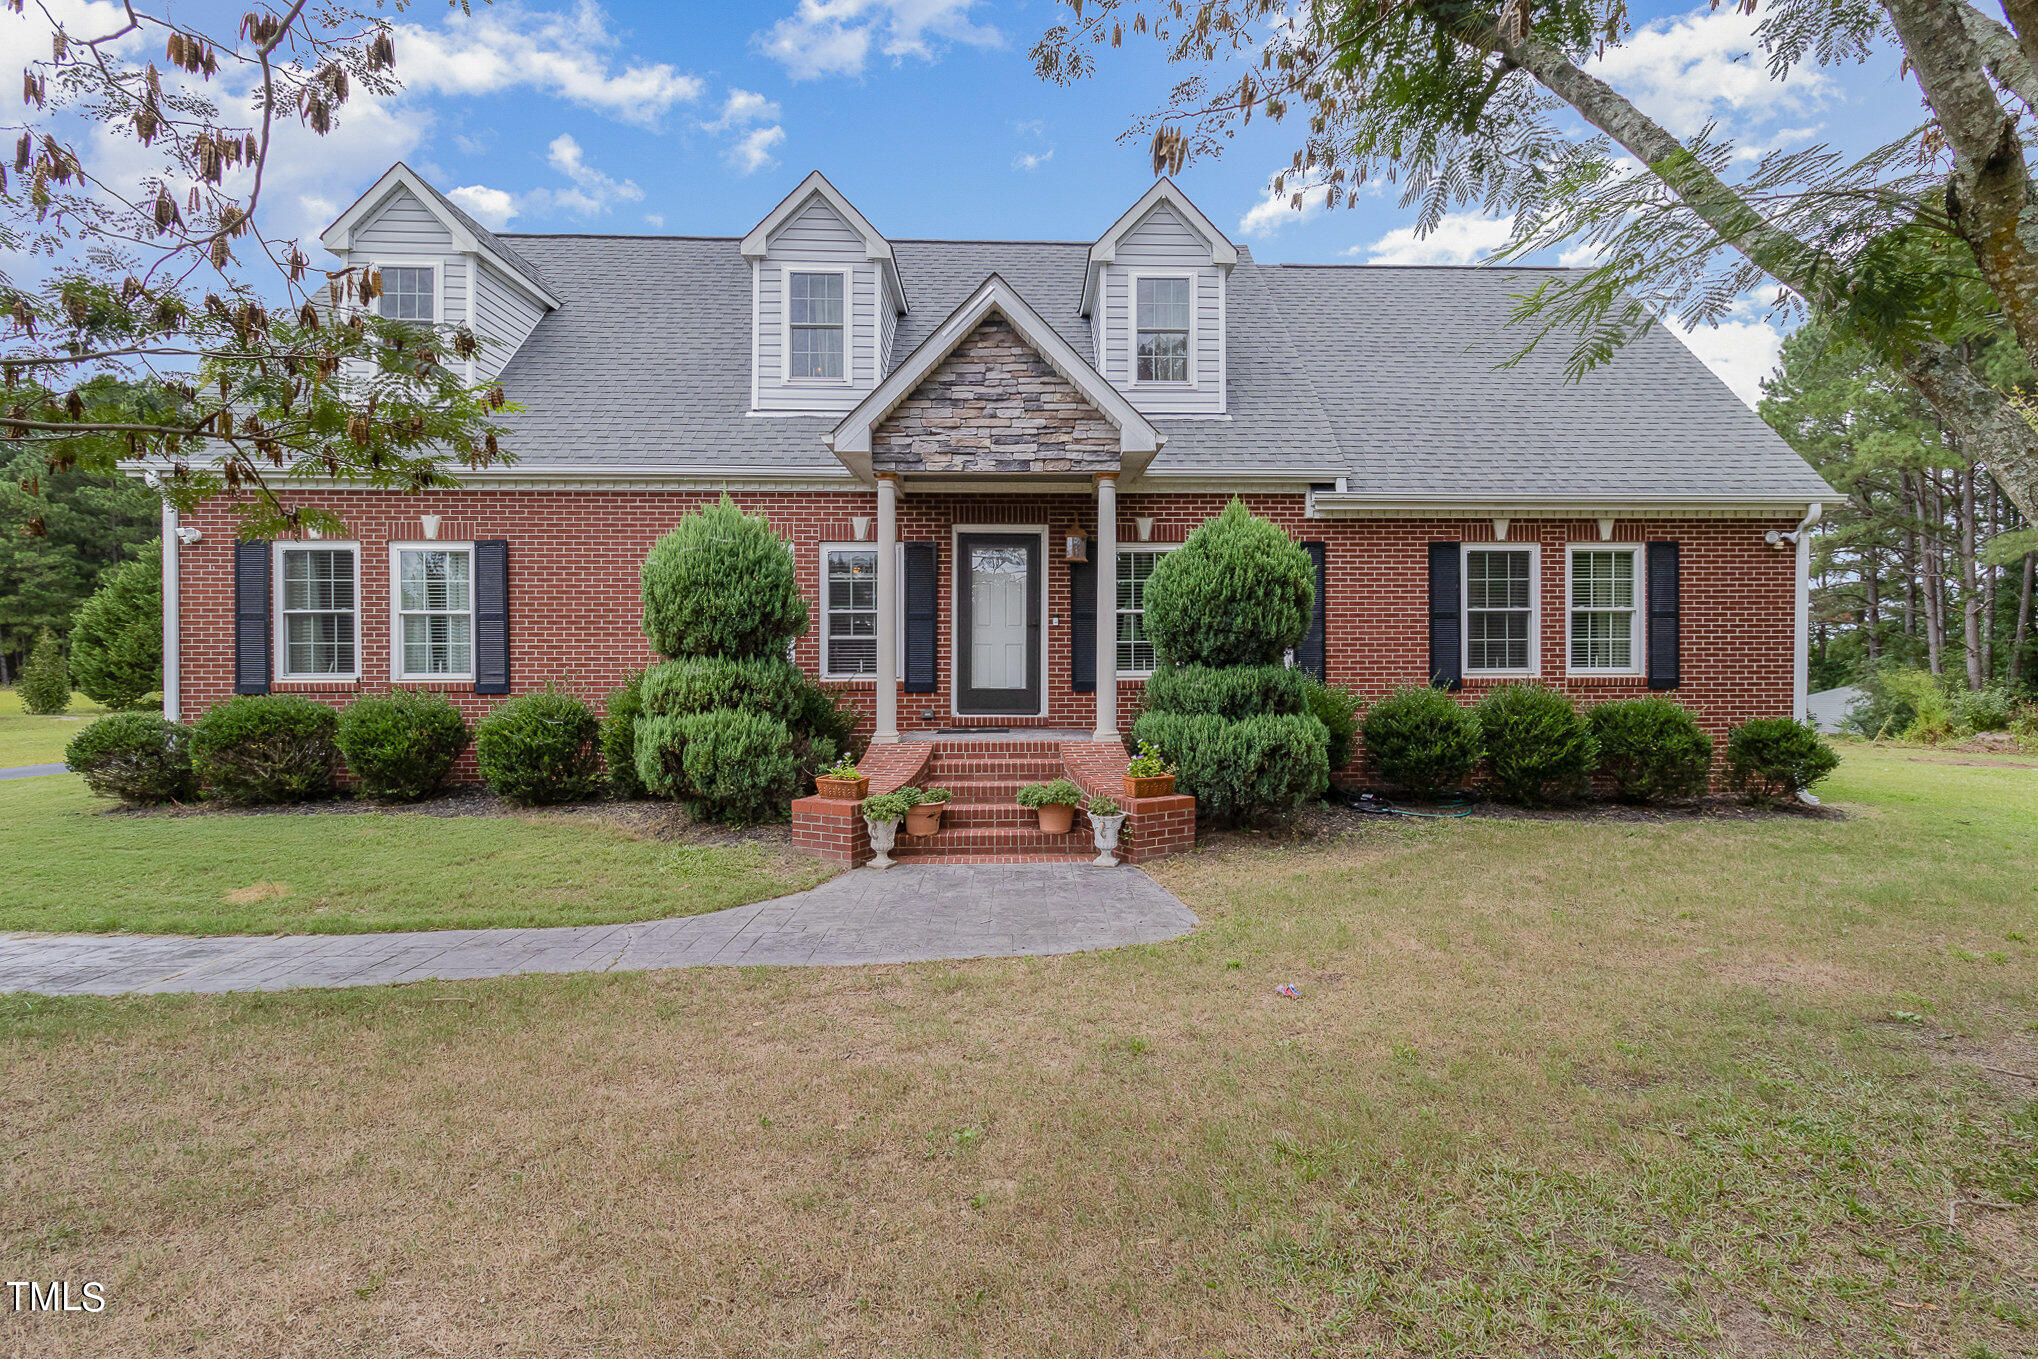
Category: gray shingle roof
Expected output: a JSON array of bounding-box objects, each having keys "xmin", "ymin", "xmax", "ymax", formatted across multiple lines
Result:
[
  {"xmin": 489, "ymin": 234, "xmax": 1827, "ymax": 501},
  {"xmin": 395, "ymin": 169, "xmax": 559, "ymax": 300}
]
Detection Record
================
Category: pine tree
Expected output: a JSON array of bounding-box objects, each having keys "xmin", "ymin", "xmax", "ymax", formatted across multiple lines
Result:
[
  {"xmin": 70, "ymin": 541, "xmax": 162, "ymax": 710},
  {"xmin": 18, "ymin": 628, "xmax": 71, "ymax": 716}
]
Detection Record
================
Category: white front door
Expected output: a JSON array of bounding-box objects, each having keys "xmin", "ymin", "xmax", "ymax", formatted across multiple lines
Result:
[{"xmin": 957, "ymin": 534, "xmax": 1039, "ymax": 714}]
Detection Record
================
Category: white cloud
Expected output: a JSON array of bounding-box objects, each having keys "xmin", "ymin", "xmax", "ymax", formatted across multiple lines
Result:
[
  {"xmin": 1238, "ymin": 182, "xmax": 1330, "ymax": 238},
  {"xmin": 644, "ymin": 212, "xmax": 665, "ymax": 229},
  {"xmin": 453, "ymin": 131, "xmax": 491, "ymax": 156},
  {"xmin": 1584, "ymin": 6, "xmax": 1835, "ymax": 140},
  {"xmin": 542, "ymin": 133, "xmax": 643, "ymax": 212},
  {"xmin": 757, "ymin": 0, "xmax": 1002, "ymax": 81},
  {"xmin": 705, "ymin": 88, "xmax": 782, "ymax": 131},
  {"xmin": 1012, "ymin": 149, "xmax": 1053, "ymax": 172},
  {"xmin": 1667, "ymin": 299, "xmax": 1785, "ymax": 408},
  {"xmin": 448, "ymin": 184, "xmax": 518, "ymax": 230},
  {"xmin": 728, "ymin": 125, "xmax": 787, "ymax": 176},
  {"xmin": 395, "ymin": 0, "xmax": 703, "ymax": 128},
  {"xmin": 1357, "ymin": 213, "xmax": 1516, "ymax": 266}
]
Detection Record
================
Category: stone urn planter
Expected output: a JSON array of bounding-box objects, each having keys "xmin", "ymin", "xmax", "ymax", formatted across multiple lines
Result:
[
  {"xmin": 904, "ymin": 788, "xmax": 951, "ymax": 836},
  {"xmin": 1123, "ymin": 772, "xmax": 1175, "ymax": 799},
  {"xmin": 1017, "ymin": 778, "xmax": 1084, "ymax": 835},
  {"xmin": 816, "ymin": 772, "xmax": 868, "ymax": 800},
  {"xmin": 1089, "ymin": 811, "xmax": 1127, "ymax": 866},
  {"xmin": 859, "ymin": 790, "xmax": 915, "ymax": 870},
  {"xmin": 863, "ymin": 815, "xmax": 900, "ymax": 868}
]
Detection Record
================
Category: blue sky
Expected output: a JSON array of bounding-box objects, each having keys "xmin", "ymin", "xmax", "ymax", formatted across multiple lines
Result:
[{"xmin": 7, "ymin": 0, "xmax": 1923, "ymax": 403}]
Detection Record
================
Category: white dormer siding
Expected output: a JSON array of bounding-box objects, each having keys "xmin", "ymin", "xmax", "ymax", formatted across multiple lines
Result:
[
  {"xmin": 468, "ymin": 258, "xmax": 547, "ymax": 381},
  {"xmin": 1093, "ymin": 200, "xmax": 1227, "ymax": 416},
  {"xmin": 349, "ymin": 186, "xmax": 469, "ymax": 330},
  {"xmin": 752, "ymin": 197, "xmax": 883, "ymax": 412}
]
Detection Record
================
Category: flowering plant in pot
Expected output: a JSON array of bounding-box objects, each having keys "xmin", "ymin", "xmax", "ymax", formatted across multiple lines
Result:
[
  {"xmin": 1123, "ymin": 740, "xmax": 1175, "ymax": 799},
  {"xmin": 903, "ymin": 785, "xmax": 953, "ymax": 836},
  {"xmin": 859, "ymin": 788, "xmax": 917, "ymax": 869},
  {"xmin": 1015, "ymin": 777, "xmax": 1085, "ymax": 834},
  {"xmin": 1085, "ymin": 792, "xmax": 1126, "ymax": 866},
  {"xmin": 816, "ymin": 754, "xmax": 867, "ymax": 801}
]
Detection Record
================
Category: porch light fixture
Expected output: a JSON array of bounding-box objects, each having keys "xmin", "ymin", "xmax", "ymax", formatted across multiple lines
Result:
[
  {"xmin": 1134, "ymin": 515, "xmax": 1154, "ymax": 542},
  {"xmin": 1065, "ymin": 524, "xmax": 1088, "ymax": 562}
]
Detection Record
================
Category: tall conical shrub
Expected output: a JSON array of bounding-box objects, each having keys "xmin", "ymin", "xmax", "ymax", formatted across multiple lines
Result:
[
  {"xmin": 641, "ymin": 495, "xmax": 808, "ymax": 660},
  {"xmin": 18, "ymin": 627, "xmax": 70, "ymax": 715},
  {"xmin": 70, "ymin": 540, "xmax": 162, "ymax": 710},
  {"xmin": 1141, "ymin": 498, "xmax": 1315, "ymax": 668}
]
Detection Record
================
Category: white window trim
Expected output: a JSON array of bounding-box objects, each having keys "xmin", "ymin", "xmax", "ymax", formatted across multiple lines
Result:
[
  {"xmin": 1126, "ymin": 269, "xmax": 1196, "ymax": 388},
  {"xmin": 387, "ymin": 541, "xmax": 477, "ymax": 683},
  {"xmin": 1460, "ymin": 541, "xmax": 1541, "ymax": 678},
  {"xmin": 780, "ymin": 265, "xmax": 852, "ymax": 387},
  {"xmin": 817, "ymin": 541, "xmax": 898, "ymax": 682},
  {"xmin": 1115, "ymin": 543, "xmax": 1178, "ymax": 677},
  {"xmin": 363, "ymin": 256, "xmax": 445, "ymax": 325},
  {"xmin": 273, "ymin": 540, "xmax": 362, "ymax": 682},
  {"xmin": 1565, "ymin": 543, "xmax": 1646, "ymax": 676}
]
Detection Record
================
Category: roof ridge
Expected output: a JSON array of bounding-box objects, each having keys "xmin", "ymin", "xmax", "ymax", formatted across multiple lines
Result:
[{"xmin": 1271, "ymin": 262, "xmax": 1581, "ymax": 272}]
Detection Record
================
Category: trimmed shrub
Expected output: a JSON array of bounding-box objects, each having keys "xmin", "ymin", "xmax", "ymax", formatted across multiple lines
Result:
[
  {"xmin": 796, "ymin": 679, "xmax": 864, "ymax": 761},
  {"xmin": 474, "ymin": 690, "xmax": 602, "ymax": 806},
  {"xmin": 1131, "ymin": 709, "xmax": 1329, "ymax": 824},
  {"xmin": 601, "ymin": 670, "xmax": 648, "ymax": 798},
  {"xmin": 65, "ymin": 712, "xmax": 195, "ymax": 804},
  {"xmin": 1724, "ymin": 718, "xmax": 1840, "ymax": 802},
  {"xmin": 641, "ymin": 496, "xmax": 808, "ymax": 660},
  {"xmin": 1359, "ymin": 687, "xmax": 1483, "ymax": 798},
  {"xmin": 640, "ymin": 655, "xmax": 807, "ymax": 724},
  {"xmin": 1141, "ymin": 663, "xmax": 1310, "ymax": 720},
  {"xmin": 70, "ymin": 540, "xmax": 161, "ymax": 710},
  {"xmin": 334, "ymin": 691, "xmax": 470, "ymax": 801},
  {"xmin": 190, "ymin": 694, "xmax": 339, "ymax": 803},
  {"xmin": 1474, "ymin": 683, "xmax": 1597, "ymax": 804},
  {"xmin": 1303, "ymin": 678, "xmax": 1359, "ymax": 772},
  {"xmin": 634, "ymin": 708, "xmax": 799, "ymax": 822},
  {"xmin": 18, "ymin": 627, "xmax": 69, "ymax": 715},
  {"xmin": 1140, "ymin": 500, "xmax": 1314, "ymax": 668},
  {"xmin": 1588, "ymin": 697, "xmax": 1713, "ymax": 802}
]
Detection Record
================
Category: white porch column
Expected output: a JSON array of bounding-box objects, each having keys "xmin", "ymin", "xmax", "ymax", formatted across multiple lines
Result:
[
  {"xmin": 1094, "ymin": 473, "xmax": 1119, "ymax": 741},
  {"xmin": 873, "ymin": 473, "xmax": 900, "ymax": 745}
]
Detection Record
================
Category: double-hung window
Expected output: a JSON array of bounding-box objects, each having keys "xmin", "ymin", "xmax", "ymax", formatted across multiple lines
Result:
[
  {"xmin": 1463, "ymin": 545, "xmax": 1537, "ymax": 674},
  {"xmin": 393, "ymin": 545, "xmax": 474, "ymax": 679},
  {"xmin": 1568, "ymin": 546, "xmax": 1641, "ymax": 672},
  {"xmin": 277, "ymin": 544, "xmax": 359, "ymax": 679},
  {"xmin": 375, "ymin": 265, "xmax": 434, "ymax": 321},
  {"xmin": 788, "ymin": 271, "xmax": 845, "ymax": 380},
  {"xmin": 820, "ymin": 545, "xmax": 879, "ymax": 677},
  {"xmin": 1134, "ymin": 276, "xmax": 1191, "ymax": 383},
  {"xmin": 1116, "ymin": 547, "xmax": 1172, "ymax": 673}
]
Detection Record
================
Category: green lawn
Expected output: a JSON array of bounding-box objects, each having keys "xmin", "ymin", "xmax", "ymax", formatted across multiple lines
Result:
[
  {"xmin": 0, "ymin": 684, "xmax": 108, "ymax": 765},
  {"xmin": 0, "ymin": 774, "xmax": 837, "ymax": 934},
  {"xmin": 2, "ymin": 744, "xmax": 2035, "ymax": 1356}
]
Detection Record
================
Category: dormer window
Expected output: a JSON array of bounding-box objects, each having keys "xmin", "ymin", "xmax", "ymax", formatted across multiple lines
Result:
[
  {"xmin": 376, "ymin": 265, "xmax": 435, "ymax": 321},
  {"xmin": 1135, "ymin": 275, "xmax": 1191, "ymax": 383},
  {"xmin": 789, "ymin": 270, "xmax": 845, "ymax": 380}
]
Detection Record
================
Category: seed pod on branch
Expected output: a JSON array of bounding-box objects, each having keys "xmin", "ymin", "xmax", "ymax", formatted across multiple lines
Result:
[
  {"xmin": 153, "ymin": 185, "xmax": 175, "ymax": 232},
  {"xmin": 64, "ymin": 390, "xmax": 82, "ymax": 419},
  {"xmin": 13, "ymin": 132, "xmax": 26, "ymax": 172},
  {"xmin": 346, "ymin": 413, "xmax": 369, "ymax": 445},
  {"xmin": 210, "ymin": 235, "xmax": 230, "ymax": 269},
  {"xmin": 297, "ymin": 301, "xmax": 320, "ymax": 329},
  {"xmin": 21, "ymin": 70, "xmax": 43, "ymax": 107},
  {"xmin": 133, "ymin": 103, "xmax": 159, "ymax": 144}
]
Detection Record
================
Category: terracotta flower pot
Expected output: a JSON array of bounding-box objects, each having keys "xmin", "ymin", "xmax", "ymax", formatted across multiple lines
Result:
[
  {"xmin": 904, "ymin": 802, "xmax": 944, "ymax": 836},
  {"xmin": 1124, "ymin": 773, "xmax": 1175, "ymax": 799},
  {"xmin": 1035, "ymin": 802, "xmax": 1075, "ymax": 835},
  {"xmin": 816, "ymin": 774, "xmax": 868, "ymax": 801}
]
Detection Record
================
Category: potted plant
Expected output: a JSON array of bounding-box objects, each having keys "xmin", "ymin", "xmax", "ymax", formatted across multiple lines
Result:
[
  {"xmin": 1123, "ymin": 740, "xmax": 1176, "ymax": 799},
  {"xmin": 1016, "ymin": 777, "xmax": 1085, "ymax": 834},
  {"xmin": 816, "ymin": 754, "xmax": 868, "ymax": 801},
  {"xmin": 860, "ymin": 788, "xmax": 916, "ymax": 869},
  {"xmin": 904, "ymin": 786, "xmax": 953, "ymax": 836},
  {"xmin": 1086, "ymin": 793, "xmax": 1126, "ymax": 866}
]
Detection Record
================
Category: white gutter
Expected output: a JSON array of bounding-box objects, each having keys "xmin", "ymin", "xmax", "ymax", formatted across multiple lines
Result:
[
  {"xmin": 1308, "ymin": 490, "xmax": 1829, "ymax": 518},
  {"xmin": 1767, "ymin": 502, "xmax": 1824, "ymax": 723},
  {"xmin": 146, "ymin": 473, "xmax": 181, "ymax": 723}
]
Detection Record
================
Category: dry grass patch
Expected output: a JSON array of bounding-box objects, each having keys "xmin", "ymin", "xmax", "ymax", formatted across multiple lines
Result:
[{"xmin": 3, "ymin": 746, "xmax": 2036, "ymax": 1356}]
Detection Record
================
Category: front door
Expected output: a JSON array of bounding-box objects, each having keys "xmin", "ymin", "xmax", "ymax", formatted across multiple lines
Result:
[{"xmin": 955, "ymin": 533, "xmax": 1041, "ymax": 715}]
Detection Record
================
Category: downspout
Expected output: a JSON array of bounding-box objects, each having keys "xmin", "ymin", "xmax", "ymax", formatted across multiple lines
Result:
[
  {"xmin": 1766, "ymin": 502, "xmax": 1823, "ymax": 722},
  {"xmin": 147, "ymin": 473, "xmax": 181, "ymax": 723}
]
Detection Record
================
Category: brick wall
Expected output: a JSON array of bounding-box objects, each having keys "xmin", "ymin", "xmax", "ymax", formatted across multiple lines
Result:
[{"xmin": 174, "ymin": 487, "xmax": 1800, "ymax": 785}]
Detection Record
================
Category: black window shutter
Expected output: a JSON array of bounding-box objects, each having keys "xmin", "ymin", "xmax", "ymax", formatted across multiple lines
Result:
[
  {"xmin": 1427, "ymin": 541, "xmax": 1462, "ymax": 691},
  {"xmin": 903, "ymin": 542, "xmax": 938, "ymax": 693},
  {"xmin": 1069, "ymin": 557, "xmax": 1097, "ymax": 693},
  {"xmin": 474, "ymin": 539, "xmax": 510, "ymax": 694},
  {"xmin": 1647, "ymin": 540, "xmax": 1680, "ymax": 689},
  {"xmin": 1297, "ymin": 541, "xmax": 1327, "ymax": 680},
  {"xmin": 233, "ymin": 540, "xmax": 271, "ymax": 695}
]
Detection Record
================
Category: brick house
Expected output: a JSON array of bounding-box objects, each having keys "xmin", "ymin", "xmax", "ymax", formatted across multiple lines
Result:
[{"xmin": 154, "ymin": 165, "xmax": 1832, "ymax": 863}]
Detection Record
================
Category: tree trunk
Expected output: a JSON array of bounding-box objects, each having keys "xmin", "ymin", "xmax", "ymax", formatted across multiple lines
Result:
[
  {"xmin": 1962, "ymin": 464, "xmax": 1985, "ymax": 688},
  {"xmin": 1865, "ymin": 544, "xmax": 1883, "ymax": 663},
  {"xmin": 2013, "ymin": 551, "xmax": 2035, "ymax": 687}
]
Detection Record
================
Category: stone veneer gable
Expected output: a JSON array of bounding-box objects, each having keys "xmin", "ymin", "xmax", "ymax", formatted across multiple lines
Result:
[{"xmin": 871, "ymin": 315, "xmax": 1120, "ymax": 476}]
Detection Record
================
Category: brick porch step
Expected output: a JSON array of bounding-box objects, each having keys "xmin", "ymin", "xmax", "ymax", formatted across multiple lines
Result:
[
  {"xmin": 919, "ymin": 758, "xmax": 1065, "ymax": 780},
  {"xmin": 929, "ymin": 801, "xmax": 1043, "ymax": 829},
  {"xmin": 892, "ymin": 825, "xmax": 1096, "ymax": 857}
]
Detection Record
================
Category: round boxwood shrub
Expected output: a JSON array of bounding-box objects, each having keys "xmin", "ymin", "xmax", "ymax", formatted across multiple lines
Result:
[
  {"xmin": 641, "ymin": 496, "xmax": 808, "ymax": 660},
  {"xmin": 1474, "ymin": 683, "xmax": 1597, "ymax": 805},
  {"xmin": 601, "ymin": 670, "xmax": 648, "ymax": 798},
  {"xmin": 334, "ymin": 691, "xmax": 470, "ymax": 801},
  {"xmin": 1130, "ymin": 709, "xmax": 1329, "ymax": 825},
  {"xmin": 1588, "ymin": 697, "xmax": 1713, "ymax": 802},
  {"xmin": 1304, "ymin": 677, "xmax": 1359, "ymax": 772},
  {"xmin": 1140, "ymin": 500, "xmax": 1314, "ymax": 668},
  {"xmin": 70, "ymin": 540, "xmax": 161, "ymax": 710},
  {"xmin": 639, "ymin": 655, "xmax": 808, "ymax": 723},
  {"xmin": 474, "ymin": 690, "xmax": 602, "ymax": 805},
  {"xmin": 1360, "ymin": 687, "xmax": 1483, "ymax": 798},
  {"xmin": 65, "ymin": 712, "xmax": 195, "ymax": 804},
  {"xmin": 19, "ymin": 627, "xmax": 70, "ymax": 715},
  {"xmin": 190, "ymin": 694, "xmax": 340, "ymax": 803},
  {"xmin": 1141, "ymin": 663, "xmax": 1310, "ymax": 720},
  {"xmin": 634, "ymin": 707, "xmax": 801, "ymax": 822},
  {"xmin": 1725, "ymin": 718, "xmax": 1840, "ymax": 802}
]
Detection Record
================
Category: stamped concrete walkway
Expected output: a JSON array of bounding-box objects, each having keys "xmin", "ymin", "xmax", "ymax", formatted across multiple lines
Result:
[
  {"xmin": 0, "ymin": 864, "xmax": 1198, "ymax": 996},
  {"xmin": 0, "ymin": 762, "xmax": 66, "ymax": 780}
]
